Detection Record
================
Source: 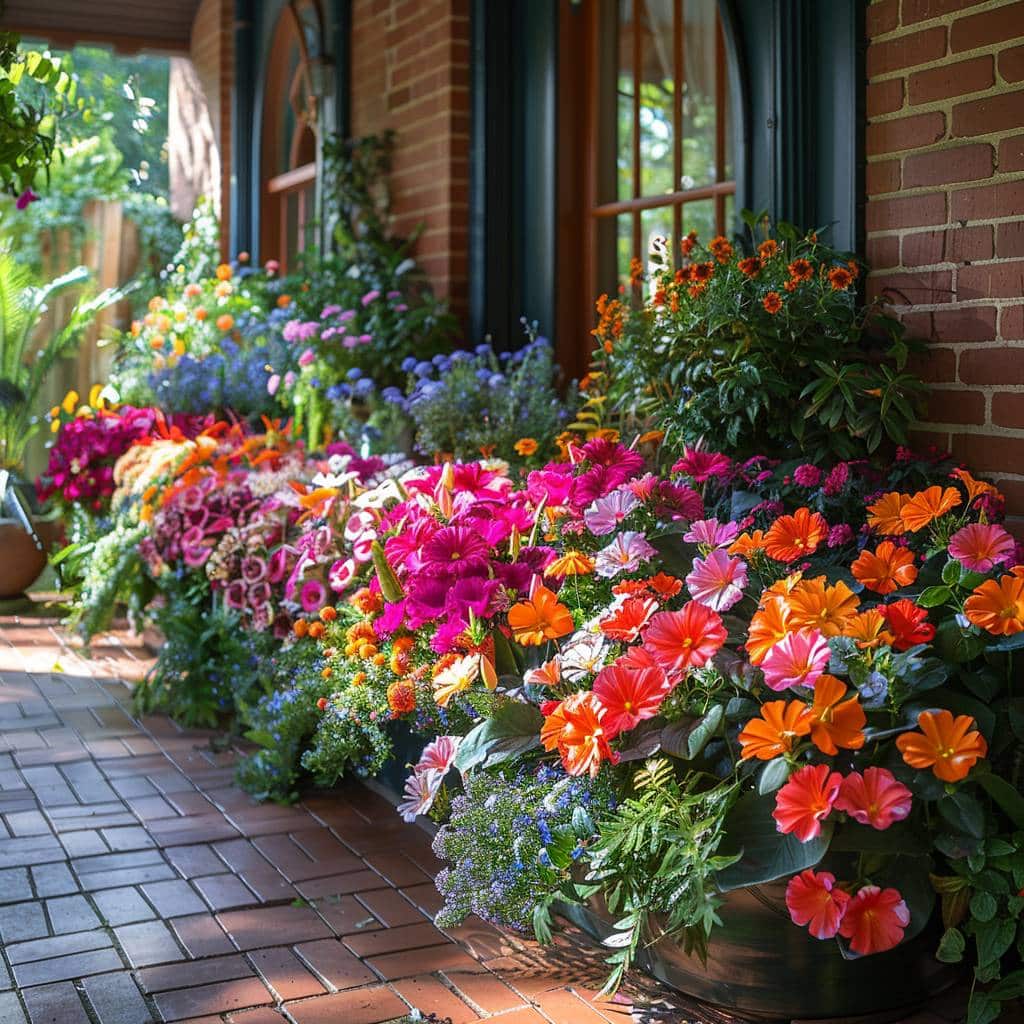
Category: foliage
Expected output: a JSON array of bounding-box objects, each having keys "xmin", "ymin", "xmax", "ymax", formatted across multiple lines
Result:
[{"xmin": 598, "ymin": 213, "xmax": 926, "ymax": 460}]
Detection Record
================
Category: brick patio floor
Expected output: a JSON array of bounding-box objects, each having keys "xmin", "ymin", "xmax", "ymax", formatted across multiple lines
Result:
[{"xmin": 0, "ymin": 613, "xmax": 979, "ymax": 1024}]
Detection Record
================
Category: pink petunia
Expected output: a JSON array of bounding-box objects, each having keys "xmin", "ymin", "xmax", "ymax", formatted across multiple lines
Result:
[
  {"xmin": 834, "ymin": 768, "xmax": 912, "ymax": 830},
  {"xmin": 584, "ymin": 488, "xmax": 639, "ymax": 536},
  {"xmin": 685, "ymin": 549, "xmax": 748, "ymax": 611},
  {"xmin": 948, "ymin": 522, "xmax": 1016, "ymax": 573},
  {"xmin": 594, "ymin": 531, "xmax": 658, "ymax": 578},
  {"xmin": 785, "ymin": 869, "xmax": 850, "ymax": 939},
  {"xmin": 760, "ymin": 629, "xmax": 831, "ymax": 691}
]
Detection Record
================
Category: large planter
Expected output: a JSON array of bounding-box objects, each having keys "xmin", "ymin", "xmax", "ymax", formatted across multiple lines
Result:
[
  {"xmin": 562, "ymin": 884, "xmax": 959, "ymax": 1020},
  {"xmin": 0, "ymin": 518, "xmax": 49, "ymax": 600}
]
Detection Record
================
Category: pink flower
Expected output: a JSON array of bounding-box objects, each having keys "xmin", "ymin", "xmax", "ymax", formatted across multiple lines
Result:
[
  {"xmin": 683, "ymin": 518, "xmax": 739, "ymax": 548},
  {"xmin": 594, "ymin": 531, "xmax": 657, "ymax": 578},
  {"xmin": 823, "ymin": 462, "xmax": 850, "ymax": 496},
  {"xmin": 298, "ymin": 348, "xmax": 316, "ymax": 367},
  {"xmin": 827, "ymin": 523, "xmax": 854, "ymax": 548},
  {"xmin": 299, "ymin": 579, "xmax": 326, "ymax": 613},
  {"xmin": 16, "ymin": 188, "xmax": 39, "ymax": 209},
  {"xmin": 267, "ymin": 373, "xmax": 281, "ymax": 396},
  {"xmin": 760, "ymin": 629, "xmax": 831, "ymax": 691},
  {"xmin": 415, "ymin": 736, "xmax": 461, "ymax": 775},
  {"xmin": 786, "ymin": 870, "xmax": 850, "ymax": 939},
  {"xmin": 584, "ymin": 488, "xmax": 639, "ymax": 536},
  {"xmin": 397, "ymin": 768, "xmax": 443, "ymax": 823},
  {"xmin": 328, "ymin": 558, "xmax": 357, "ymax": 592},
  {"xmin": 793, "ymin": 464, "xmax": 822, "ymax": 487},
  {"xmin": 773, "ymin": 764, "xmax": 842, "ymax": 842},
  {"xmin": 834, "ymin": 767, "xmax": 912, "ymax": 830},
  {"xmin": 839, "ymin": 886, "xmax": 910, "ymax": 955},
  {"xmin": 685, "ymin": 549, "xmax": 748, "ymax": 611},
  {"xmin": 671, "ymin": 447, "xmax": 732, "ymax": 483},
  {"xmin": 948, "ymin": 522, "xmax": 1015, "ymax": 573},
  {"xmin": 361, "ymin": 289, "xmax": 381, "ymax": 306}
]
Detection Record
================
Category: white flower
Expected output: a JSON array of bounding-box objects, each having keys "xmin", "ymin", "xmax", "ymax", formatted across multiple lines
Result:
[{"xmin": 560, "ymin": 633, "xmax": 609, "ymax": 682}]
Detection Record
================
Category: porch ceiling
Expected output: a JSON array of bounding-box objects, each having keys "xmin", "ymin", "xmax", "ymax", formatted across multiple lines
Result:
[{"xmin": 0, "ymin": 0, "xmax": 202, "ymax": 54}]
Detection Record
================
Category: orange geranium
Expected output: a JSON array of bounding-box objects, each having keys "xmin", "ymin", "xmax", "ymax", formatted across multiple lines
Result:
[
  {"xmin": 738, "ymin": 701, "xmax": 811, "ymax": 761},
  {"xmin": 850, "ymin": 541, "xmax": 918, "ymax": 595},
  {"xmin": 764, "ymin": 508, "xmax": 828, "ymax": 562},
  {"xmin": 508, "ymin": 585, "xmax": 575, "ymax": 645},
  {"xmin": 788, "ymin": 577, "xmax": 860, "ymax": 636},
  {"xmin": 746, "ymin": 598, "xmax": 793, "ymax": 666},
  {"xmin": 896, "ymin": 709, "xmax": 987, "ymax": 782},
  {"xmin": 807, "ymin": 675, "xmax": 865, "ymax": 755},
  {"xmin": 963, "ymin": 571, "xmax": 1024, "ymax": 635},
  {"xmin": 866, "ymin": 492, "xmax": 909, "ymax": 535},
  {"xmin": 899, "ymin": 486, "xmax": 962, "ymax": 533}
]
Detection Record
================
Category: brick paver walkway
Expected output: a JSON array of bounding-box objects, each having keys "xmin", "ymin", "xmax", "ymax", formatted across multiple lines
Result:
[{"xmin": 0, "ymin": 614, "xmax": 975, "ymax": 1024}]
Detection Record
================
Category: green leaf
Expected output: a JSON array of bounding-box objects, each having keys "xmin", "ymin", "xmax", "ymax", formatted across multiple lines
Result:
[
  {"xmin": 370, "ymin": 541, "xmax": 404, "ymax": 603},
  {"xmin": 989, "ymin": 970, "xmax": 1024, "ymax": 1001},
  {"xmin": 941, "ymin": 560, "xmax": 962, "ymax": 586},
  {"xmin": 938, "ymin": 791, "xmax": 986, "ymax": 840},
  {"xmin": 969, "ymin": 890, "xmax": 998, "ymax": 923},
  {"xmin": 452, "ymin": 701, "xmax": 543, "ymax": 773},
  {"xmin": 936, "ymin": 926, "xmax": 966, "ymax": 964},
  {"xmin": 975, "ymin": 917, "xmax": 1016, "ymax": 967},
  {"xmin": 976, "ymin": 774, "xmax": 1024, "ymax": 829},
  {"xmin": 715, "ymin": 791, "xmax": 830, "ymax": 892},
  {"xmin": 757, "ymin": 757, "xmax": 791, "ymax": 795},
  {"xmin": 988, "ymin": 631, "xmax": 1024, "ymax": 652},
  {"xmin": 660, "ymin": 704, "xmax": 723, "ymax": 760},
  {"xmin": 918, "ymin": 585, "xmax": 952, "ymax": 608},
  {"xmin": 966, "ymin": 994, "xmax": 1000, "ymax": 1024}
]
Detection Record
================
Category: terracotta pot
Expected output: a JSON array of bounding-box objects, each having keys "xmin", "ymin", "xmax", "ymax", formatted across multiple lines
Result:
[
  {"xmin": 0, "ymin": 518, "xmax": 50, "ymax": 599},
  {"xmin": 562, "ymin": 884, "xmax": 959, "ymax": 1020}
]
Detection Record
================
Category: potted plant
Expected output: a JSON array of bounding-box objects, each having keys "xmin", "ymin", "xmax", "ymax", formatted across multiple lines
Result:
[{"xmin": 0, "ymin": 254, "xmax": 123, "ymax": 599}]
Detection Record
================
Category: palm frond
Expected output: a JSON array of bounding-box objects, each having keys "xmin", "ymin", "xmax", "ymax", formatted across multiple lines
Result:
[{"xmin": 0, "ymin": 253, "xmax": 33, "ymax": 380}]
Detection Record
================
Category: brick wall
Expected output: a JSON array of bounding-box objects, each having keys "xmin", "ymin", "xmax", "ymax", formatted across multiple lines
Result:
[
  {"xmin": 865, "ymin": 0, "xmax": 1024, "ymax": 525},
  {"xmin": 349, "ymin": 0, "xmax": 471, "ymax": 322}
]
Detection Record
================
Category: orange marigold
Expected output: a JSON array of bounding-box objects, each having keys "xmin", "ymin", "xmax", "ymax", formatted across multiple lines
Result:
[
  {"xmin": 387, "ymin": 679, "xmax": 417, "ymax": 716},
  {"xmin": 827, "ymin": 266, "xmax": 854, "ymax": 291},
  {"xmin": 763, "ymin": 291, "xmax": 783, "ymax": 314},
  {"xmin": 758, "ymin": 239, "xmax": 778, "ymax": 262},
  {"xmin": 788, "ymin": 258, "xmax": 814, "ymax": 282},
  {"xmin": 738, "ymin": 255, "xmax": 761, "ymax": 277}
]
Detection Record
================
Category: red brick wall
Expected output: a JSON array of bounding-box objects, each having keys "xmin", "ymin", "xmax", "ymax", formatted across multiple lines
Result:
[
  {"xmin": 350, "ymin": 0, "xmax": 471, "ymax": 323},
  {"xmin": 865, "ymin": 0, "xmax": 1024, "ymax": 524}
]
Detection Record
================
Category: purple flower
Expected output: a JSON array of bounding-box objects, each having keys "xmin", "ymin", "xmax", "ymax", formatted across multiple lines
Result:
[
  {"xmin": 361, "ymin": 289, "xmax": 381, "ymax": 306},
  {"xmin": 827, "ymin": 524, "xmax": 855, "ymax": 548}
]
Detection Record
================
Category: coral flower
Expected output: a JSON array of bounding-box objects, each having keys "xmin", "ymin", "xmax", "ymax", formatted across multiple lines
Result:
[
  {"xmin": 879, "ymin": 599, "xmax": 935, "ymax": 650},
  {"xmin": 851, "ymin": 541, "xmax": 918, "ymax": 595},
  {"xmin": 773, "ymin": 764, "xmax": 842, "ymax": 842},
  {"xmin": 951, "ymin": 467, "xmax": 998, "ymax": 502},
  {"xmin": 524, "ymin": 658, "xmax": 562, "ymax": 687},
  {"xmin": 641, "ymin": 602, "xmax": 727, "ymax": 675},
  {"xmin": 544, "ymin": 550, "xmax": 596, "ymax": 578},
  {"xmin": 542, "ymin": 692, "xmax": 619, "ymax": 777},
  {"xmin": 593, "ymin": 662, "xmax": 672, "ymax": 736},
  {"xmin": 788, "ymin": 577, "xmax": 860, "ymax": 636},
  {"xmin": 964, "ymin": 571, "xmax": 1024, "ymax": 635},
  {"xmin": 948, "ymin": 523, "xmax": 1015, "ymax": 573},
  {"xmin": 415, "ymin": 735, "xmax": 461, "ymax": 775},
  {"xmin": 646, "ymin": 572, "xmax": 683, "ymax": 598},
  {"xmin": 899, "ymin": 486, "xmax": 962, "ymax": 533},
  {"xmin": 786, "ymin": 870, "xmax": 851, "ymax": 940},
  {"xmin": 764, "ymin": 508, "xmax": 828, "ymax": 562},
  {"xmin": 807, "ymin": 675, "xmax": 865, "ymax": 755},
  {"xmin": 686, "ymin": 549, "xmax": 749, "ymax": 612},
  {"xmin": 760, "ymin": 629, "xmax": 831, "ymax": 691},
  {"xmin": 834, "ymin": 767, "xmax": 912, "ymax": 830},
  {"xmin": 838, "ymin": 886, "xmax": 910, "ymax": 955},
  {"xmin": 842, "ymin": 609, "xmax": 895, "ymax": 650},
  {"xmin": 866, "ymin": 492, "xmax": 909, "ymax": 535},
  {"xmin": 599, "ymin": 595, "xmax": 659, "ymax": 642},
  {"xmin": 738, "ymin": 701, "xmax": 812, "ymax": 761},
  {"xmin": 746, "ymin": 598, "xmax": 793, "ymax": 666},
  {"xmin": 508, "ymin": 585, "xmax": 575, "ymax": 646},
  {"xmin": 896, "ymin": 709, "xmax": 987, "ymax": 782}
]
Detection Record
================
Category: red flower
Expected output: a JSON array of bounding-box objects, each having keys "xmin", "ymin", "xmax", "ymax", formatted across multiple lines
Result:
[
  {"xmin": 773, "ymin": 763, "xmax": 842, "ymax": 842},
  {"xmin": 641, "ymin": 602, "xmax": 727, "ymax": 676},
  {"xmin": 785, "ymin": 869, "xmax": 850, "ymax": 939},
  {"xmin": 838, "ymin": 886, "xmax": 910, "ymax": 955},
  {"xmin": 593, "ymin": 661, "xmax": 671, "ymax": 736},
  {"xmin": 879, "ymin": 599, "xmax": 934, "ymax": 651},
  {"xmin": 834, "ymin": 767, "xmax": 913, "ymax": 830},
  {"xmin": 599, "ymin": 595, "xmax": 659, "ymax": 642}
]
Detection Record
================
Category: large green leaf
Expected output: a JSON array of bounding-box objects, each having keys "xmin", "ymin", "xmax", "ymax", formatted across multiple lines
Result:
[
  {"xmin": 453, "ymin": 700, "xmax": 543, "ymax": 774},
  {"xmin": 714, "ymin": 791, "xmax": 830, "ymax": 892}
]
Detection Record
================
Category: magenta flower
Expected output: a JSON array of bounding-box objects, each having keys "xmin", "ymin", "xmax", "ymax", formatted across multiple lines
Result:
[
  {"xmin": 16, "ymin": 188, "xmax": 39, "ymax": 209},
  {"xmin": 328, "ymin": 557, "xmax": 356, "ymax": 592},
  {"xmin": 361, "ymin": 289, "xmax": 381, "ymax": 306},
  {"xmin": 683, "ymin": 518, "xmax": 739, "ymax": 549},
  {"xmin": 685, "ymin": 549, "xmax": 748, "ymax": 612},
  {"xmin": 948, "ymin": 522, "xmax": 1015, "ymax": 573},
  {"xmin": 827, "ymin": 524, "xmax": 854, "ymax": 548},
  {"xmin": 299, "ymin": 579, "xmax": 327, "ymax": 613},
  {"xmin": 793, "ymin": 464, "xmax": 822, "ymax": 487},
  {"xmin": 823, "ymin": 462, "xmax": 850, "ymax": 496},
  {"xmin": 594, "ymin": 531, "xmax": 658, "ymax": 578},
  {"xmin": 298, "ymin": 348, "xmax": 315, "ymax": 367},
  {"xmin": 224, "ymin": 580, "xmax": 247, "ymax": 609},
  {"xmin": 671, "ymin": 447, "xmax": 732, "ymax": 483},
  {"xmin": 760, "ymin": 629, "xmax": 831, "ymax": 691},
  {"xmin": 421, "ymin": 526, "xmax": 491, "ymax": 576},
  {"xmin": 584, "ymin": 488, "xmax": 639, "ymax": 536}
]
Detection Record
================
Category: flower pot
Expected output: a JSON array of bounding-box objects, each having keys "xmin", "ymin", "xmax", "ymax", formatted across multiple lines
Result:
[
  {"xmin": 562, "ymin": 884, "xmax": 959, "ymax": 1020},
  {"xmin": 0, "ymin": 518, "xmax": 49, "ymax": 599}
]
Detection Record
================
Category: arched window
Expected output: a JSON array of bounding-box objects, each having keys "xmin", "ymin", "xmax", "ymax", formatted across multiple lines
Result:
[{"xmin": 260, "ymin": 0, "xmax": 324, "ymax": 269}]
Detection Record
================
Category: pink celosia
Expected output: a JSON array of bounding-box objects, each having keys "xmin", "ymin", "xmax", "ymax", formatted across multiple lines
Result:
[
  {"xmin": 685, "ymin": 549, "xmax": 748, "ymax": 611},
  {"xmin": 760, "ymin": 629, "xmax": 831, "ymax": 691}
]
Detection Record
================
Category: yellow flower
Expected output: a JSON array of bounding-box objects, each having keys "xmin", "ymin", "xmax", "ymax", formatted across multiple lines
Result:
[
  {"xmin": 432, "ymin": 654, "xmax": 481, "ymax": 707},
  {"xmin": 61, "ymin": 390, "xmax": 79, "ymax": 414},
  {"xmin": 544, "ymin": 551, "xmax": 596, "ymax": 577}
]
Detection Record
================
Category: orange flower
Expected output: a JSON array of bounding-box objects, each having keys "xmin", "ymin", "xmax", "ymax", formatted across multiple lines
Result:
[
  {"xmin": 541, "ymin": 692, "xmax": 618, "ymax": 777},
  {"xmin": 387, "ymin": 680, "xmax": 417, "ymax": 716},
  {"xmin": 788, "ymin": 258, "xmax": 814, "ymax": 282},
  {"xmin": 842, "ymin": 609, "xmax": 895, "ymax": 650},
  {"xmin": 215, "ymin": 262, "xmax": 233, "ymax": 280},
  {"xmin": 729, "ymin": 529, "xmax": 767, "ymax": 557},
  {"xmin": 899, "ymin": 486, "xmax": 962, "ymax": 533},
  {"xmin": 758, "ymin": 239, "xmax": 778, "ymax": 262},
  {"xmin": 514, "ymin": 437, "xmax": 539, "ymax": 456},
  {"xmin": 508, "ymin": 585, "xmax": 575, "ymax": 645},
  {"xmin": 827, "ymin": 266, "xmax": 854, "ymax": 290},
  {"xmin": 896, "ymin": 709, "xmax": 987, "ymax": 782},
  {"xmin": 951, "ymin": 467, "xmax": 998, "ymax": 503},
  {"xmin": 866, "ymin": 491, "xmax": 909, "ymax": 535},
  {"xmin": 738, "ymin": 256, "xmax": 761, "ymax": 277},
  {"xmin": 807, "ymin": 675, "xmax": 865, "ymax": 755},
  {"xmin": 709, "ymin": 235, "xmax": 734, "ymax": 264},
  {"xmin": 964, "ymin": 571, "xmax": 1024, "ymax": 635},
  {"xmin": 216, "ymin": 313, "xmax": 235, "ymax": 333},
  {"xmin": 788, "ymin": 577, "xmax": 860, "ymax": 636},
  {"xmin": 763, "ymin": 291, "xmax": 783, "ymax": 314},
  {"xmin": 646, "ymin": 572, "xmax": 683, "ymax": 598},
  {"xmin": 276, "ymin": 294, "xmax": 292, "ymax": 308},
  {"xmin": 746, "ymin": 598, "xmax": 793, "ymax": 666},
  {"xmin": 851, "ymin": 541, "xmax": 918, "ymax": 595},
  {"xmin": 738, "ymin": 700, "xmax": 811, "ymax": 761},
  {"xmin": 764, "ymin": 508, "xmax": 828, "ymax": 562},
  {"xmin": 544, "ymin": 550, "xmax": 596, "ymax": 578}
]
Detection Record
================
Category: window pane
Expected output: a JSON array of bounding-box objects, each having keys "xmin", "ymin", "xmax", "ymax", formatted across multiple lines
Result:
[
  {"xmin": 616, "ymin": 212, "xmax": 634, "ymax": 289},
  {"xmin": 638, "ymin": 0, "xmax": 675, "ymax": 198},
  {"xmin": 679, "ymin": 198, "xmax": 715, "ymax": 240},
  {"xmin": 680, "ymin": 0, "xmax": 721, "ymax": 189},
  {"xmin": 617, "ymin": 0, "xmax": 635, "ymax": 202}
]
